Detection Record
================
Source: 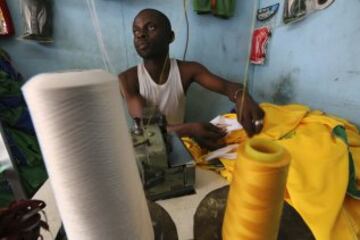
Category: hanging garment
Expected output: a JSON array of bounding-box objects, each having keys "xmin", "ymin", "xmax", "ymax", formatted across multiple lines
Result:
[
  {"xmin": 0, "ymin": 0, "xmax": 14, "ymax": 37},
  {"xmin": 193, "ymin": 0, "xmax": 235, "ymax": 18},
  {"xmin": 138, "ymin": 59, "xmax": 186, "ymax": 125},
  {"xmin": 283, "ymin": 0, "xmax": 335, "ymax": 24},
  {"xmin": 283, "ymin": 0, "xmax": 309, "ymax": 24},
  {"xmin": 184, "ymin": 103, "xmax": 360, "ymax": 240},
  {"xmin": 21, "ymin": 0, "xmax": 53, "ymax": 42}
]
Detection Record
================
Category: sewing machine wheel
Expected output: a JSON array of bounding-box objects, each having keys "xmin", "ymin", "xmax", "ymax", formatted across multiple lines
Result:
[
  {"xmin": 147, "ymin": 201, "xmax": 178, "ymax": 240},
  {"xmin": 194, "ymin": 186, "xmax": 315, "ymax": 240}
]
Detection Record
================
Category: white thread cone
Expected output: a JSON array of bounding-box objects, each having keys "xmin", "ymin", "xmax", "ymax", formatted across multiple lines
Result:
[{"xmin": 22, "ymin": 70, "xmax": 154, "ymax": 240}]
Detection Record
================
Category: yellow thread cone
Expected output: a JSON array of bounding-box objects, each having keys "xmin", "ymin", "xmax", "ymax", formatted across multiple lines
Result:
[{"xmin": 222, "ymin": 138, "xmax": 291, "ymax": 240}]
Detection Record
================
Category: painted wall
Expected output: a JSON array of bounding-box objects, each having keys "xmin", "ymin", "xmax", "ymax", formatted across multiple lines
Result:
[
  {"xmin": 252, "ymin": 0, "xmax": 360, "ymax": 127},
  {"xmin": 1, "ymin": 0, "xmax": 256, "ymax": 122}
]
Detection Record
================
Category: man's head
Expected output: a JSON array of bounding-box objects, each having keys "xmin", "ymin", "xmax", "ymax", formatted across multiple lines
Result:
[{"xmin": 133, "ymin": 9, "xmax": 175, "ymax": 59}]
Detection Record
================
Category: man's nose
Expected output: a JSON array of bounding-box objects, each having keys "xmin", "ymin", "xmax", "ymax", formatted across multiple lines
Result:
[{"xmin": 135, "ymin": 30, "xmax": 147, "ymax": 39}]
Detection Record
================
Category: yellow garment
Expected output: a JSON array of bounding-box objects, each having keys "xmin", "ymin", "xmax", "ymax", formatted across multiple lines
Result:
[
  {"xmin": 184, "ymin": 103, "xmax": 360, "ymax": 240},
  {"xmin": 181, "ymin": 137, "xmax": 206, "ymax": 164}
]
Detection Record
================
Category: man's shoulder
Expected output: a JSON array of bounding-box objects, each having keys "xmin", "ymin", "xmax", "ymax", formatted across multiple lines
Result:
[
  {"xmin": 118, "ymin": 66, "xmax": 137, "ymax": 81},
  {"xmin": 176, "ymin": 59, "xmax": 204, "ymax": 71},
  {"xmin": 176, "ymin": 60, "xmax": 207, "ymax": 77}
]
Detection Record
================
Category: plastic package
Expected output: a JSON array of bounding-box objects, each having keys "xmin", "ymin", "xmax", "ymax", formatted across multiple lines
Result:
[
  {"xmin": 283, "ymin": 0, "xmax": 334, "ymax": 24},
  {"xmin": 0, "ymin": 0, "xmax": 14, "ymax": 37},
  {"xmin": 250, "ymin": 27, "xmax": 271, "ymax": 65},
  {"xmin": 22, "ymin": 0, "xmax": 53, "ymax": 42},
  {"xmin": 257, "ymin": 3, "xmax": 280, "ymax": 22}
]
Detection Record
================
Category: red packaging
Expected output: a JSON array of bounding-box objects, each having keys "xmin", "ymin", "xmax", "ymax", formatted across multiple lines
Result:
[
  {"xmin": 0, "ymin": 0, "xmax": 14, "ymax": 37},
  {"xmin": 250, "ymin": 27, "xmax": 271, "ymax": 65}
]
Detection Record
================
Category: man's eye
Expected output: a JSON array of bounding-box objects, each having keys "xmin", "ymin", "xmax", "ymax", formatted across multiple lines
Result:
[{"xmin": 148, "ymin": 25, "xmax": 156, "ymax": 31}]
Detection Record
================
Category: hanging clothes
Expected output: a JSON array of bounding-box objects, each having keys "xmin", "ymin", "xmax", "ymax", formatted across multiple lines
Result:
[
  {"xmin": 193, "ymin": 0, "xmax": 235, "ymax": 18},
  {"xmin": 21, "ymin": 0, "xmax": 53, "ymax": 42},
  {"xmin": 184, "ymin": 103, "xmax": 360, "ymax": 240}
]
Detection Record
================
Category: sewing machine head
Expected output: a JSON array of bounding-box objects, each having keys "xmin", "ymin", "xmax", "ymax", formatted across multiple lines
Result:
[{"xmin": 131, "ymin": 109, "xmax": 195, "ymax": 201}]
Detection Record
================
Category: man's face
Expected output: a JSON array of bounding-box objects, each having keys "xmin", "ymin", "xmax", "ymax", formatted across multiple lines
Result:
[{"xmin": 133, "ymin": 11, "xmax": 171, "ymax": 59}]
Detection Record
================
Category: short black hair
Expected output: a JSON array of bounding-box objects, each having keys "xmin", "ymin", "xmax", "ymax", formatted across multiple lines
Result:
[{"xmin": 135, "ymin": 9, "xmax": 172, "ymax": 33}]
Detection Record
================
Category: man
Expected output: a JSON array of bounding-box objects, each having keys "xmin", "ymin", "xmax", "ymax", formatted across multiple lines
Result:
[{"xmin": 119, "ymin": 9, "xmax": 264, "ymax": 149}]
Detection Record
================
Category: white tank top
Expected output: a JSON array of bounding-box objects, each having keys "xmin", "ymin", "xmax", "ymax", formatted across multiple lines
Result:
[{"xmin": 137, "ymin": 59, "xmax": 186, "ymax": 125}]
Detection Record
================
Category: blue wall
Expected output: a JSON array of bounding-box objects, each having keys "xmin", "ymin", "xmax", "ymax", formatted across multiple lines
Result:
[
  {"xmin": 1, "ymin": 0, "xmax": 256, "ymax": 122},
  {"xmin": 3, "ymin": 1, "xmax": 358, "ymax": 126},
  {"xmin": 252, "ymin": 0, "xmax": 360, "ymax": 126}
]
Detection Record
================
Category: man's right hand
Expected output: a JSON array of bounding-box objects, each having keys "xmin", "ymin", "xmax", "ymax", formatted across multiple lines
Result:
[
  {"xmin": 169, "ymin": 122, "xmax": 226, "ymax": 150},
  {"xmin": 188, "ymin": 122, "xmax": 227, "ymax": 150},
  {"xmin": 188, "ymin": 122, "xmax": 226, "ymax": 139}
]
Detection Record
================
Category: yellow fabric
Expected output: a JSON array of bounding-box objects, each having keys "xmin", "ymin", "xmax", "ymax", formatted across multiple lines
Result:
[
  {"xmin": 184, "ymin": 103, "xmax": 360, "ymax": 240},
  {"xmin": 181, "ymin": 137, "xmax": 206, "ymax": 164}
]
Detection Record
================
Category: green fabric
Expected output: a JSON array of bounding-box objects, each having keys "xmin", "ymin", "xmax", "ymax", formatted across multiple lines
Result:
[
  {"xmin": 0, "ymin": 49, "xmax": 10, "ymax": 62},
  {"xmin": 19, "ymin": 165, "xmax": 47, "ymax": 193},
  {"xmin": 0, "ymin": 163, "xmax": 46, "ymax": 207},
  {"xmin": 0, "ymin": 174, "xmax": 15, "ymax": 208},
  {"xmin": 6, "ymin": 127, "xmax": 43, "ymax": 167},
  {"xmin": 333, "ymin": 125, "xmax": 360, "ymax": 199},
  {"xmin": 0, "ymin": 107, "xmax": 24, "ymax": 126},
  {"xmin": 193, "ymin": 0, "xmax": 211, "ymax": 12},
  {"xmin": 0, "ymin": 71, "xmax": 23, "ymax": 96},
  {"xmin": 193, "ymin": 0, "xmax": 235, "ymax": 18},
  {"xmin": 0, "ymin": 191, "xmax": 14, "ymax": 208},
  {"xmin": 0, "ymin": 48, "xmax": 47, "ymax": 205}
]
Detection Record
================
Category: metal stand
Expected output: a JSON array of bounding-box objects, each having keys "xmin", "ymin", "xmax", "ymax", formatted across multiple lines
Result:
[
  {"xmin": 54, "ymin": 201, "xmax": 178, "ymax": 240},
  {"xmin": 148, "ymin": 200, "xmax": 178, "ymax": 240},
  {"xmin": 194, "ymin": 186, "xmax": 315, "ymax": 240}
]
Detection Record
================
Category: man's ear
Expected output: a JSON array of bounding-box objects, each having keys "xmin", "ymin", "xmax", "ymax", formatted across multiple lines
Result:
[{"xmin": 170, "ymin": 31, "xmax": 175, "ymax": 43}]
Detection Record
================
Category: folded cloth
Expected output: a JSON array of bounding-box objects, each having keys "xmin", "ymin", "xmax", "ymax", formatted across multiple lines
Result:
[
  {"xmin": 210, "ymin": 114, "xmax": 242, "ymax": 133},
  {"xmin": 203, "ymin": 144, "xmax": 239, "ymax": 161}
]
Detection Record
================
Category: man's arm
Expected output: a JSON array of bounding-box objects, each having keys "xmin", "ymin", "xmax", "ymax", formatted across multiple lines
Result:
[
  {"xmin": 185, "ymin": 62, "xmax": 265, "ymax": 137},
  {"xmin": 119, "ymin": 67, "xmax": 226, "ymax": 150},
  {"xmin": 119, "ymin": 69, "xmax": 225, "ymax": 149},
  {"xmin": 118, "ymin": 68, "xmax": 146, "ymax": 119}
]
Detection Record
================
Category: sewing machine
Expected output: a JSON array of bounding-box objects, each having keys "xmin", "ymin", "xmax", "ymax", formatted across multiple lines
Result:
[{"xmin": 131, "ymin": 111, "xmax": 196, "ymax": 201}]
